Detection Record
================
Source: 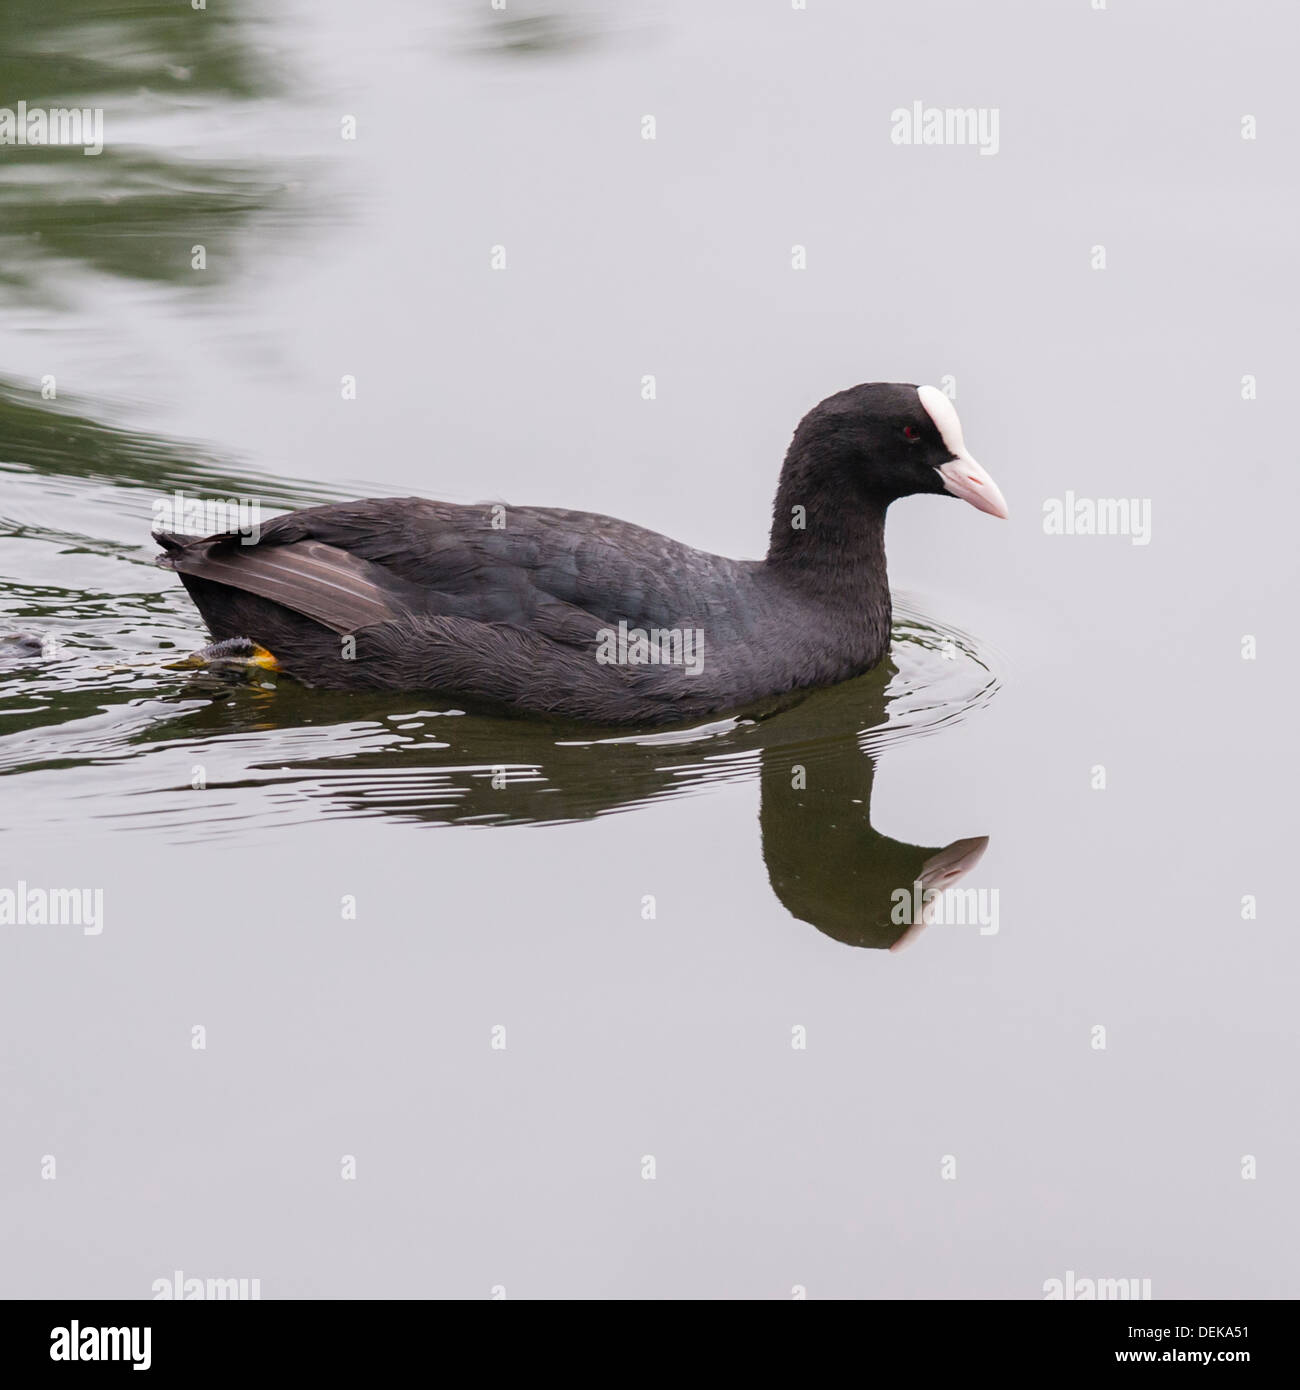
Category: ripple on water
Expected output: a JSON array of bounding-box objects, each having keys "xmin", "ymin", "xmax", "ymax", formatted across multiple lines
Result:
[
  {"xmin": 1, "ymin": 546, "xmax": 1000, "ymax": 842},
  {"xmin": 1, "ymin": 426, "xmax": 1000, "ymax": 840}
]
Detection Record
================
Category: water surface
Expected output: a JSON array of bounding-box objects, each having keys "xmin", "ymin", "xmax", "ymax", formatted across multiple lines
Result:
[{"xmin": 1, "ymin": 0, "xmax": 1295, "ymax": 1300}]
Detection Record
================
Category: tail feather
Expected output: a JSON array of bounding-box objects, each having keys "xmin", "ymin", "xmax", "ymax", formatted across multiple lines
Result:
[
  {"xmin": 158, "ymin": 537, "xmax": 411, "ymax": 635},
  {"xmin": 153, "ymin": 530, "xmax": 188, "ymax": 559}
]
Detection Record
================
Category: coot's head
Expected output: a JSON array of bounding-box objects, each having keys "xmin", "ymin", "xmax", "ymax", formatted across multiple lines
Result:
[{"xmin": 789, "ymin": 382, "xmax": 1009, "ymax": 518}]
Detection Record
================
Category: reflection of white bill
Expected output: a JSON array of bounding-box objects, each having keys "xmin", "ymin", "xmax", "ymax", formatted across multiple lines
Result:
[{"xmin": 890, "ymin": 836, "xmax": 990, "ymax": 952}]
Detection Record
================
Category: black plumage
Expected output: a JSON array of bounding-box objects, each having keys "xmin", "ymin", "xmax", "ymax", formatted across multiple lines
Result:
[{"xmin": 156, "ymin": 383, "xmax": 1006, "ymax": 725}]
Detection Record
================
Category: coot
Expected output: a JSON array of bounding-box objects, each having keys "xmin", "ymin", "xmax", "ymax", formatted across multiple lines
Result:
[{"xmin": 156, "ymin": 383, "xmax": 1006, "ymax": 725}]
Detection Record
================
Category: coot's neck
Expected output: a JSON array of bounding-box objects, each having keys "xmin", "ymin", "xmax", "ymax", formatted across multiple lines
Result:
[{"xmin": 764, "ymin": 444, "xmax": 890, "ymax": 603}]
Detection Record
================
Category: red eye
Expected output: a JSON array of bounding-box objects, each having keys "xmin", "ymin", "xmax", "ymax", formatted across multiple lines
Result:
[{"xmin": 903, "ymin": 425, "xmax": 921, "ymax": 442}]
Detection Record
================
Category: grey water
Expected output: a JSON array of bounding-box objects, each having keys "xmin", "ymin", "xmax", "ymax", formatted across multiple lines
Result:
[{"xmin": 0, "ymin": 0, "xmax": 1295, "ymax": 1298}]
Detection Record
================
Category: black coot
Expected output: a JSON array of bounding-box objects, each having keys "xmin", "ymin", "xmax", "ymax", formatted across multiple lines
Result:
[{"xmin": 156, "ymin": 382, "xmax": 1007, "ymax": 725}]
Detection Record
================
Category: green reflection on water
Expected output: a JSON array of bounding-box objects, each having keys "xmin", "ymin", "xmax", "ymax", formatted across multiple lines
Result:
[{"xmin": 0, "ymin": 0, "xmax": 285, "ymax": 290}]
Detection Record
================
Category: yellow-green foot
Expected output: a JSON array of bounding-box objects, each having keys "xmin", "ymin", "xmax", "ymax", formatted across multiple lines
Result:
[{"xmin": 180, "ymin": 636, "xmax": 280, "ymax": 673}]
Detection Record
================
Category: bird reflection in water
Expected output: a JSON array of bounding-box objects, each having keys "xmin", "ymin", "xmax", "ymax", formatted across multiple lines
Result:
[{"xmin": 169, "ymin": 648, "xmax": 993, "ymax": 951}]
